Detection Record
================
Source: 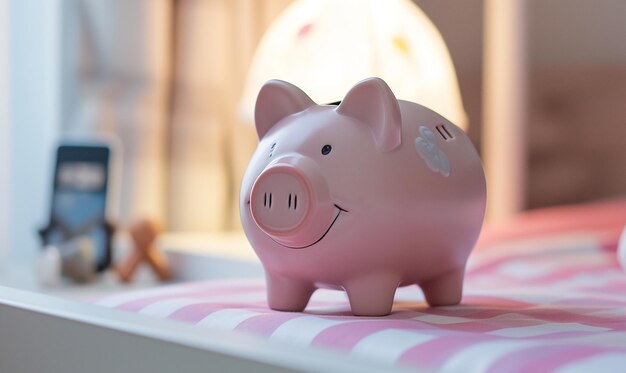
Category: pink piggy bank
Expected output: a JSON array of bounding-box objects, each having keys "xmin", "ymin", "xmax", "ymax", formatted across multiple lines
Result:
[{"xmin": 240, "ymin": 77, "xmax": 486, "ymax": 316}]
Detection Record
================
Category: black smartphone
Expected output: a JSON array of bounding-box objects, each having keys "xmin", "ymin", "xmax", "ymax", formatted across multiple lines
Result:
[{"xmin": 45, "ymin": 144, "xmax": 113, "ymax": 271}]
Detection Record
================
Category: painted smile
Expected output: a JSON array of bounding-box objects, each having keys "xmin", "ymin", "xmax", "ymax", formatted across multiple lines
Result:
[{"xmin": 272, "ymin": 204, "xmax": 347, "ymax": 250}]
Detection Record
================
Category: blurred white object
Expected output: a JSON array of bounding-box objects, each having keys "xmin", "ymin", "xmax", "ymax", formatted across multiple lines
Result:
[
  {"xmin": 36, "ymin": 237, "xmax": 97, "ymax": 286},
  {"xmin": 60, "ymin": 236, "xmax": 97, "ymax": 282},
  {"xmin": 619, "ymin": 225, "xmax": 626, "ymax": 270},
  {"xmin": 36, "ymin": 246, "xmax": 62, "ymax": 287},
  {"xmin": 240, "ymin": 0, "xmax": 467, "ymax": 129}
]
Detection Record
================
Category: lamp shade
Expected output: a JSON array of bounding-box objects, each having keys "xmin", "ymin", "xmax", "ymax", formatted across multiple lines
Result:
[{"xmin": 240, "ymin": 0, "xmax": 467, "ymax": 129}]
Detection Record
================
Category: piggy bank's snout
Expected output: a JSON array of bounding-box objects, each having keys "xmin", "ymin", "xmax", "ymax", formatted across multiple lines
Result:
[
  {"xmin": 251, "ymin": 168, "xmax": 310, "ymax": 232},
  {"xmin": 250, "ymin": 155, "xmax": 336, "ymax": 248}
]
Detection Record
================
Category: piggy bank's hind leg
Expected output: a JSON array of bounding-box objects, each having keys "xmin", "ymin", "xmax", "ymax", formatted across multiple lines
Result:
[
  {"xmin": 266, "ymin": 273, "xmax": 315, "ymax": 312},
  {"xmin": 344, "ymin": 274, "xmax": 400, "ymax": 316},
  {"xmin": 419, "ymin": 267, "xmax": 465, "ymax": 307}
]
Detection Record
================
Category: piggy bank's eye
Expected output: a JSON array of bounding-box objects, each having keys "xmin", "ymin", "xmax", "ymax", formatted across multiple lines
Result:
[
  {"xmin": 269, "ymin": 143, "xmax": 276, "ymax": 157},
  {"xmin": 321, "ymin": 144, "xmax": 332, "ymax": 155}
]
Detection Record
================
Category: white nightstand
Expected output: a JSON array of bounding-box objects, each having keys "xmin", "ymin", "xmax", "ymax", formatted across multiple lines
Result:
[
  {"xmin": 0, "ymin": 232, "xmax": 263, "ymax": 302},
  {"xmin": 0, "ymin": 261, "xmax": 170, "ymax": 302}
]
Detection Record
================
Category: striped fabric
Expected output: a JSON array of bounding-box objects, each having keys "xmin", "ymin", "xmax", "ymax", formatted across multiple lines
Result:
[{"xmin": 95, "ymin": 233, "xmax": 626, "ymax": 372}]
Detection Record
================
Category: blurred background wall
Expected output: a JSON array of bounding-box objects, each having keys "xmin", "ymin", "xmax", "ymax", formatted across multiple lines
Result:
[
  {"xmin": 0, "ymin": 0, "xmax": 10, "ymax": 265},
  {"xmin": 59, "ymin": 0, "xmax": 293, "ymax": 233},
  {"xmin": 526, "ymin": 0, "xmax": 626, "ymax": 208},
  {"xmin": 7, "ymin": 0, "xmax": 60, "ymax": 265},
  {"xmin": 417, "ymin": 0, "xmax": 626, "ymax": 209},
  {"xmin": 5, "ymin": 0, "xmax": 626, "ymax": 263}
]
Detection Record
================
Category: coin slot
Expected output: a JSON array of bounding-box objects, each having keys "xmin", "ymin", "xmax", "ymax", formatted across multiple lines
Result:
[{"xmin": 436, "ymin": 125, "xmax": 454, "ymax": 141}]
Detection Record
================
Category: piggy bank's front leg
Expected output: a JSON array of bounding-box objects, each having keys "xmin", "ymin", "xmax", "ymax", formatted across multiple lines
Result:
[
  {"xmin": 419, "ymin": 267, "xmax": 465, "ymax": 307},
  {"xmin": 343, "ymin": 273, "xmax": 401, "ymax": 316},
  {"xmin": 266, "ymin": 272, "xmax": 316, "ymax": 312}
]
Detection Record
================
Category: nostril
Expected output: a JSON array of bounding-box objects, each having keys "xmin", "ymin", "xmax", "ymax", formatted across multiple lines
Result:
[
  {"xmin": 294, "ymin": 194, "xmax": 298, "ymax": 210},
  {"xmin": 288, "ymin": 193, "xmax": 292, "ymax": 209},
  {"xmin": 263, "ymin": 192, "xmax": 273, "ymax": 209}
]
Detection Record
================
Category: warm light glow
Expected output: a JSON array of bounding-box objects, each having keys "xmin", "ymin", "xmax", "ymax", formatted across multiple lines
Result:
[
  {"xmin": 240, "ymin": 0, "xmax": 467, "ymax": 129},
  {"xmin": 483, "ymin": 0, "xmax": 527, "ymax": 222}
]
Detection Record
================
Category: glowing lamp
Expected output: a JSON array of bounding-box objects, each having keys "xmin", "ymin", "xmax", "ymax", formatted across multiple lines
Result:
[{"xmin": 240, "ymin": 0, "xmax": 467, "ymax": 129}]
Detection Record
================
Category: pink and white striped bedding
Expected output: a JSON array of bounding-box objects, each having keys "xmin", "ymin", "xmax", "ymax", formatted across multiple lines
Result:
[{"xmin": 96, "ymin": 202, "xmax": 626, "ymax": 372}]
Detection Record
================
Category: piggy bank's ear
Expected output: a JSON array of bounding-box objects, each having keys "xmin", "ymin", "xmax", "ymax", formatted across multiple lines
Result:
[
  {"xmin": 336, "ymin": 78, "xmax": 402, "ymax": 152},
  {"xmin": 255, "ymin": 80, "xmax": 315, "ymax": 139}
]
